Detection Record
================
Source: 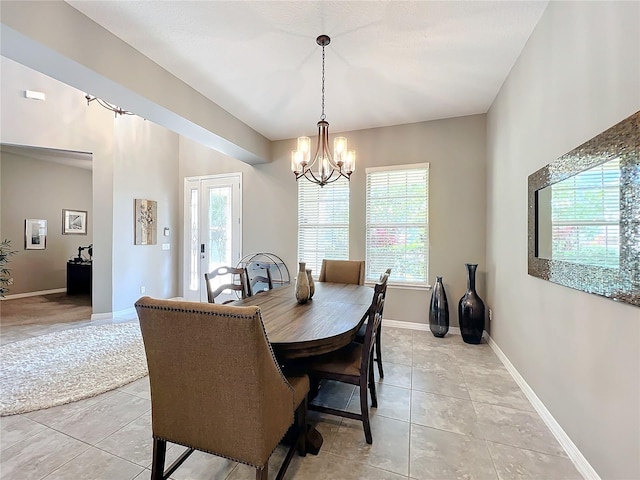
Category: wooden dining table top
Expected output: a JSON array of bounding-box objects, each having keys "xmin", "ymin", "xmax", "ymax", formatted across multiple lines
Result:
[{"xmin": 231, "ymin": 282, "xmax": 373, "ymax": 359}]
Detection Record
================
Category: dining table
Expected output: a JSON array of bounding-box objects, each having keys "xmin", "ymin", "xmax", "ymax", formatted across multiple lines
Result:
[
  {"xmin": 230, "ymin": 281, "xmax": 374, "ymax": 360},
  {"xmin": 231, "ymin": 281, "xmax": 373, "ymax": 455}
]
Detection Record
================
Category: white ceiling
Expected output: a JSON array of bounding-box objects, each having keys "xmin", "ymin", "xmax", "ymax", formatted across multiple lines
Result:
[{"xmin": 66, "ymin": 1, "xmax": 548, "ymax": 141}]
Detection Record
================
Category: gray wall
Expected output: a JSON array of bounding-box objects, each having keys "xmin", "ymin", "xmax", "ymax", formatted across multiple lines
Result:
[
  {"xmin": 0, "ymin": 152, "xmax": 92, "ymax": 294},
  {"xmin": 180, "ymin": 114, "xmax": 487, "ymax": 325},
  {"xmin": 486, "ymin": 2, "xmax": 639, "ymax": 479}
]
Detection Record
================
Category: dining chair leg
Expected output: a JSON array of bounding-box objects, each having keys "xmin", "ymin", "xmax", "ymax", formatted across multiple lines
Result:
[
  {"xmin": 151, "ymin": 438, "xmax": 167, "ymax": 480},
  {"xmin": 296, "ymin": 397, "xmax": 307, "ymax": 456},
  {"xmin": 359, "ymin": 375, "xmax": 373, "ymax": 444},
  {"xmin": 375, "ymin": 325, "xmax": 384, "ymax": 378},
  {"xmin": 368, "ymin": 352, "xmax": 378, "ymax": 409},
  {"xmin": 256, "ymin": 466, "xmax": 268, "ymax": 480}
]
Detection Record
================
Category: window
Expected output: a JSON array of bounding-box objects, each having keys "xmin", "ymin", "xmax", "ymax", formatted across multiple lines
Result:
[
  {"xmin": 366, "ymin": 164, "xmax": 429, "ymax": 285},
  {"xmin": 297, "ymin": 178, "xmax": 349, "ymax": 275},
  {"xmin": 549, "ymin": 157, "xmax": 620, "ymax": 268}
]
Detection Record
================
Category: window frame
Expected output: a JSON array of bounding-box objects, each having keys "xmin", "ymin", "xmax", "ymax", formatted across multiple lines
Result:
[{"xmin": 365, "ymin": 163, "xmax": 430, "ymax": 288}]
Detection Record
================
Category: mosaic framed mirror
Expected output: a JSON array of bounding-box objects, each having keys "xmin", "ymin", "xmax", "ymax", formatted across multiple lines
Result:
[{"xmin": 528, "ymin": 111, "xmax": 639, "ymax": 307}]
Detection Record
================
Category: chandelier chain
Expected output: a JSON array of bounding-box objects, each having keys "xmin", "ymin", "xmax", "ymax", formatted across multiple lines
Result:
[{"xmin": 321, "ymin": 44, "xmax": 326, "ymax": 121}]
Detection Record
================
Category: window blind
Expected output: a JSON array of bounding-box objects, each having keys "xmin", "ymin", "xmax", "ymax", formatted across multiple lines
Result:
[
  {"xmin": 551, "ymin": 158, "xmax": 620, "ymax": 268},
  {"xmin": 365, "ymin": 164, "xmax": 429, "ymax": 285},
  {"xmin": 297, "ymin": 178, "xmax": 349, "ymax": 276}
]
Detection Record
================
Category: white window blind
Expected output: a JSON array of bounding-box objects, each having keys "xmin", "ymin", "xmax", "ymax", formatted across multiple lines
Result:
[
  {"xmin": 366, "ymin": 164, "xmax": 429, "ymax": 285},
  {"xmin": 297, "ymin": 178, "xmax": 349, "ymax": 276},
  {"xmin": 551, "ymin": 157, "xmax": 620, "ymax": 268}
]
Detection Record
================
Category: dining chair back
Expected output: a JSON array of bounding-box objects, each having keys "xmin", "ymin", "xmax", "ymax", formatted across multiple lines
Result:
[
  {"xmin": 356, "ymin": 268, "xmax": 392, "ymax": 378},
  {"xmin": 135, "ymin": 297, "xmax": 309, "ymax": 480},
  {"xmin": 204, "ymin": 266, "xmax": 249, "ymax": 303},
  {"xmin": 318, "ymin": 259, "xmax": 365, "ymax": 285},
  {"xmin": 304, "ymin": 273, "xmax": 389, "ymax": 444},
  {"xmin": 247, "ymin": 262, "xmax": 274, "ymax": 296}
]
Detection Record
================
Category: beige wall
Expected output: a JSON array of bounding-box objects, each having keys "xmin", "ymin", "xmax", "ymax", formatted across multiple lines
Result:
[
  {"xmin": 112, "ymin": 116, "xmax": 180, "ymax": 311},
  {"xmin": 180, "ymin": 114, "xmax": 487, "ymax": 325},
  {"xmin": 1, "ymin": 57, "xmax": 180, "ymax": 314},
  {"xmin": 486, "ymin": 2, "xmax": 639, "ymax": 479},
  {"xmin": 0, "ymin": 56, "xmax": 114, "ymax": 313},
  {"xmin": 0, "ymin": 152, "xmax": 92, "ymax": 294}
]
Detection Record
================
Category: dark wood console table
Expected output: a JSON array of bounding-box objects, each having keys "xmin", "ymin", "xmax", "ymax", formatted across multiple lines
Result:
[{"xmin": 66, "ymin": 261, "xmax": 92, "ymax": 295}]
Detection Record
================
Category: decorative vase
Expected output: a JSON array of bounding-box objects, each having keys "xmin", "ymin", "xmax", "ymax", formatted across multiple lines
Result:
[
  {"xmin": 429, "ymin": 276, "xmax": 449, "ymax": 337},
  {"xmin": 458, "ymin": 263, "xmax": 485, "ymax": 344},
  {"xmin": 306, "ymin": 269, "xmax": 315, "ymax": 298},
  {"xmin": 295, "ymin": 262, "xmax": 310, "ymax": 304}
]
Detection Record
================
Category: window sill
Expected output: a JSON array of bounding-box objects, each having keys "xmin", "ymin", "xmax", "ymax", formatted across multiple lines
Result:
[{"xmin": 365, "ymin": 281, "xmax": 431, "ymax": 291}]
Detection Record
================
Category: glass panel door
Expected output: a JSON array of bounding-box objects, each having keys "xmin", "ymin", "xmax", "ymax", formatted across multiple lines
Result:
[{"xmin": 183, "ymin": 174, "xmax": 242, "ymax": 302}]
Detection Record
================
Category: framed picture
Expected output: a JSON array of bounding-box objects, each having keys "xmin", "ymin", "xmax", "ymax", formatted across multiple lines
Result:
[
  {"xmin": 62, "ymin": 209, "xmax": 87, "ymax": 235},
  {"xmin": 135, "ymin": 199, "xmax": 157, "ymax": 245},
  {"xmin": 25, "ymin": 219, "xmax": 47, "ymax": 250}
]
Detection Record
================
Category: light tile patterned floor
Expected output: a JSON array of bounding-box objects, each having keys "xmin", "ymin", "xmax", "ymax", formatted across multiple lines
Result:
[{"xmin": 0, "ymin": 317, "xmax": 584, "ymax": 480}]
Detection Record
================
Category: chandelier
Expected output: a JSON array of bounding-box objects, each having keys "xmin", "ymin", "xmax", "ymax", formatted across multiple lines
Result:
[
  {"xmin": 291, "ymin": 35, "xmax": 355, "ymax": 187},
  {"xmin": 85, "ymin": 94, "xmax": 133, "ymax": 117}
]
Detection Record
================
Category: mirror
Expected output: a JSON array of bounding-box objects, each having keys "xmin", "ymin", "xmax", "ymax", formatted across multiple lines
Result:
[{"xmin": 528, "ymin": 111, "xmax": 639, "ymax": 307}]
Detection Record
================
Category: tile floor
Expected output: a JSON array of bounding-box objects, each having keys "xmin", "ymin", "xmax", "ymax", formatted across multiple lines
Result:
[{"xmin": 0, "ymin": 316, "xmax": 584, "ymax": 480}]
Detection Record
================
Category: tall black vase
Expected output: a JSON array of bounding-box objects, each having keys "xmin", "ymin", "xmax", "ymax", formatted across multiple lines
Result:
[
  {"xmin": 458, "ymin": 263, "xmax": 485, "ymax": 344},
  {"xmin": 429, "ymin": 276, "xmax": 449, "ymax": 337}
]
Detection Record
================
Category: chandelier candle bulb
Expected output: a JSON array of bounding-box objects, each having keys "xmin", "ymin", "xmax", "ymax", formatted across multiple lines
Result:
[
  {"xmin": 346, "ymin": 150, "xmax": 356, "ymax": 172},
  {"xmin": 334, "ymin": 137, "xmax": 347, "ymax": 165}
]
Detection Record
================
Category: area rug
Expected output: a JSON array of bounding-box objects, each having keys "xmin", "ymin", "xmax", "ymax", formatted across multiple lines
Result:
[{"xmin": 0, "ymin": 323, "xmax": 148, "ymax": 416}]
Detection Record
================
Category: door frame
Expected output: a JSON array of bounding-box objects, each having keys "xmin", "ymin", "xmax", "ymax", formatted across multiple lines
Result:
[{"xmin": 182, "ymin": 173, "xmax": 242, "ymax": 301}]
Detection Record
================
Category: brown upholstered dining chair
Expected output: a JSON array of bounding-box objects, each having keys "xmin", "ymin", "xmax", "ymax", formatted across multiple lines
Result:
[
  {"xmin": 135, "ymin": 297, "xmax": 309, "ymax": 480},
  {"xmin": 204, "ymin": 266, "xmax": 249, "ymax": 303},
  {"xmin": 302, "ymin": 273, "xmax": 389, "ymax": 444},
  {"xmin": 247, "ymin": 262, "xmax": 274, "ymax": 296},
  {"xmin": 318, "ymin": 259, "xmax": 365, "ymax": 285},
  {"xmin": 355, "ymin": 268, "xmax": 392, "ymax": 378}
]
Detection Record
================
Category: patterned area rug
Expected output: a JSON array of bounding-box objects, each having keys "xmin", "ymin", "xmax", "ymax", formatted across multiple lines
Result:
[{"xmin": 0, "ymin": 323, "xmax": 148, "ymax": 416}]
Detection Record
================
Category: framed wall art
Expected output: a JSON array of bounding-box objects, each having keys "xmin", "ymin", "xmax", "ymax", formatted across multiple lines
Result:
[
  {"xmin": 62, "ymin": 209, "xmax": 87, "ymax": 235},
  {"xmin": 25, "ymin": 219, "xmax": 47, "ymax": 250},
  {"xmin": 135, "ymin": 199, "xmax": 157, "ymax": 245}
]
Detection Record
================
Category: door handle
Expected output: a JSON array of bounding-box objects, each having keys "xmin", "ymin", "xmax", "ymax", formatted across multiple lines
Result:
[{"xmin": 201, "ymin": 243, "xmax": 205, "ymax": 259}]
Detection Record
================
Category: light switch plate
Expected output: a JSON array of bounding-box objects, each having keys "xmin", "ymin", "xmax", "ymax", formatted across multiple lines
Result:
[{"xmin": 162, "ymin": 243, "xmax": 170, "ymax": 250}]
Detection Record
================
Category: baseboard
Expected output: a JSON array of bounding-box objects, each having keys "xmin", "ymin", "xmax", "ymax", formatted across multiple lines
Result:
[
  {"xmin": 1, "ymin": 288, "xmax": 67, "ymax": 300},
  {"xmin": 486, "ymin": 336, "xmax": 601, "ymax": 480},
  {"xmin": 383, "ymin": 318, "xmax": 461, "ymax": 335},
  {"xmin": 91, "ymin": 307, "xmax": 136, "ymax": 321}
]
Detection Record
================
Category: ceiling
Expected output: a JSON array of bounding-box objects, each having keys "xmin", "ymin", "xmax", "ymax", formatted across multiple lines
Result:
[
  {"xmin": 66, "ymin": 1, "xmax": 548, "ymax": 142},
  {"xmin": 1, "ymin": 144, "xmax": 93, "ymax": 170}
]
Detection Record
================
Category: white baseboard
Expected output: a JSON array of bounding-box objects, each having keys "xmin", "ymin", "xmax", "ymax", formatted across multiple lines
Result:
[
  {"xmin": 1, "ymin": 288, "xmax": 67, "ymax": 300},
  {"xmin": 383, "ymin": 319, "xmax": 598, "ymax": 480},
  {"xmin": 91, "ymin": 307, "xmax": 136, "ymax": 321},
  {"xmin": 486, "ymin": 336, "xmax": 600, "ymax": 480}
]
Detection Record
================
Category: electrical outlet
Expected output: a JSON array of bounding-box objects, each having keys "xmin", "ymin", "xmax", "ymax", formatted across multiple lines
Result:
[
  {"xmin": 140, "ymin": 286, "xmax": 146, "ymax": 294},
  {"xmin": 488, "ymin": 308, "xmax": 493, "ymax": 321}
]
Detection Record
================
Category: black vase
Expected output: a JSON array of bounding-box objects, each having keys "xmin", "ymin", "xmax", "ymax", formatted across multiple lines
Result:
[
  {"xmin": 429, "ymin": 276, "xmax": 449, "ymax": 337},
  {"xmin": 458, "ymin": 264, "xmax": 485, "ymax": 344}
]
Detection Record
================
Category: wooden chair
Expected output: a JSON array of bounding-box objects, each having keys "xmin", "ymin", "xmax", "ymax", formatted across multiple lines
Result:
[
  {"xmin": 318, "ymin": 259, "xmax": 365, "ymax": 285},
  {"xmin": 355, "ymin": 268, "xmax": 392, "ymax": 378},
  {"xmin": 247, "ymin": 262, "xmax": 274, "ymax": 296},
  {"xmin": 302, "ymin": 273, "xmax": 389, "ymax": 444},
  {"xmin": 135, "ymin": 297, "xmax": 309, "ymax": 480},
  {"xmin": 204, "ymin": 266, "xmax": 249, "ymax": 303}
]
